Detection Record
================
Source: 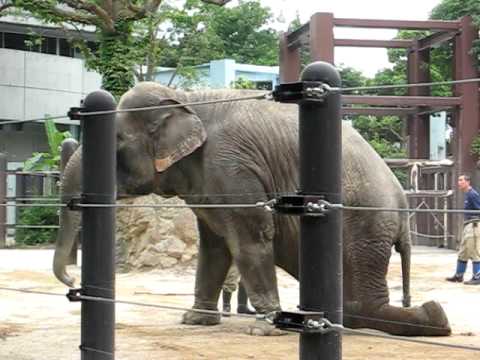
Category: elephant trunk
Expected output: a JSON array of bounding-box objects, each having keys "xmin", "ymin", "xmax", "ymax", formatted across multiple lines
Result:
[{"xmin": 53, "ymin": 147, "xmax": 82, "ymax": 287}]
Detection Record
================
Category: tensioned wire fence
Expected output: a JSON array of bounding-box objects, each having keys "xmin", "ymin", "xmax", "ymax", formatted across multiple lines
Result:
[{"xmin": 2, "ymin": 77, "xmax": 480, "ymax": 356}]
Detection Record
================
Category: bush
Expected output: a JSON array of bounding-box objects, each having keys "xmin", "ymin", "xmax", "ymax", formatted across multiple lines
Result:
[
  {"xmin": 470, "ymin": 135, "xmax": 480, "ymax": 158},
  {"xmin": 15, "ymin": 199, "xmax": 59, "ymax": 246}
]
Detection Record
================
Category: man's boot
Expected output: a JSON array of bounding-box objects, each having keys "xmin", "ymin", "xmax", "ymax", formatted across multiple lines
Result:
[
  {"xmin": 446, "ymin": 260, "xmax": 466, "ymax": 282},
  {"xmin": 222, "ymin": 290, "xmax": 232, "ymax": 317},
  {"xmin": 237, "ymin": 282, "xmax": 256, "ymax": 315},
  {"xmin": 464, "ymin": 261, "xmax": 480, "ymax": 285}
]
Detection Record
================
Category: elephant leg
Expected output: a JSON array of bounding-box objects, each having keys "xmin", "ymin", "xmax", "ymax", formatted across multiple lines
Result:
[
  {"xmin": 226, "ymin": 211, "xmax": 284, "ymax": 336},
  {"xmin": 345, "ymin": 237, "xmax": 450, "ymax": 336},
  {"xmin": 182, "ymin": 219, "xmax": 231, "ymax": 326},
  {"xmin": 343, "ymin": 249, "xmax": 362, "ymax": 315}
]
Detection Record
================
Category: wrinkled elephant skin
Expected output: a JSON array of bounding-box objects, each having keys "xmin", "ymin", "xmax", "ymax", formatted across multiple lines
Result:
[{"xmin": 54, "ymin": 82, "xmax": 451, "ymax": 337}]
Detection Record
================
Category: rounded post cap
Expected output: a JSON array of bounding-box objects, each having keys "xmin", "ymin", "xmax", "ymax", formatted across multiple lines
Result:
[
  {"xmin": 83, "ymin": 90, "xmax": 117, "ymax": 113},
  {"xmin": 301, "ymin": 61, "xmax": 341, "ymax": 87}
]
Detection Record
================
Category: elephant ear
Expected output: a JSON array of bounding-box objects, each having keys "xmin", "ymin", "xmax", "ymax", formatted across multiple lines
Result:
[{"xmin": 148, "ymin": 98, "xmax": 207, "ymax": 173}]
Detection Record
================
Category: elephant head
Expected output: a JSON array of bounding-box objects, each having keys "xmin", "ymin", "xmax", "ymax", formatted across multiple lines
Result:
[
  {"xmin": 116, "ymin": 82, "xmax": 207, "ymax": 197},
  {"xmin": 53, "ymin": 82, "xmax": 207, "ymax": 287}
]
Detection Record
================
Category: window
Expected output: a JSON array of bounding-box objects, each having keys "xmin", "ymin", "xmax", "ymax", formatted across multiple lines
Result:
[
  {"xmin": 59, "ymin": 38, "xmax": 74, "ymax": 57},
  {"xmin": 43, "ymin": 37, "xmax": 57, "ymax": 55},
  {"xmin": 2, "ymin": 32, "xmax": 59, "ymax": 55},
  {"xmin": 4, "ymin": 32, "xmax": 28, "ymax": 51}
]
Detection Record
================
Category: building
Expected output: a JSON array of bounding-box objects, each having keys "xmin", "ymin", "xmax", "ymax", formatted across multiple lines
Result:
[
  {"xmin": 154, "ymin": 59, "xmax": 279, "ymax": 90},
  {"xmin": 0, "ymin": 20, "xmax": 101, "ymax": 163}
]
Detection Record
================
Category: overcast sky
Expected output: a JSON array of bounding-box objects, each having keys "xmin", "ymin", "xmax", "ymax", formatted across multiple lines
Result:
[{"xmin": 255, "ymin": 0, "xmax": 443, "ymax": 77}]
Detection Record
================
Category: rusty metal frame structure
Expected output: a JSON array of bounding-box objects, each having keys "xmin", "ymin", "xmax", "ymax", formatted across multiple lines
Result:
[{"xmin": 280, "ymin": 13, "xmax": 480, "ymax": 248}]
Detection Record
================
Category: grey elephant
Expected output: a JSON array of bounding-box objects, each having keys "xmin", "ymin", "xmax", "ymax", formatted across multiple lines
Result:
[{"xmin": 53, "ymin": 82, "xmax": 451, "ymax": 336}]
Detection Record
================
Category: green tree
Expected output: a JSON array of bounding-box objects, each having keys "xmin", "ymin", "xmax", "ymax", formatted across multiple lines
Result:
[
  {"xmin": 23, "ymin": 119, "xmax": 71, "ymax": 171},
  {"xmin": 160, "ymin": 0, "xmax": 279, "ymax": 68},
  {"xmin": 430, "ymin": 0, "xmax": 480, "ymax": 26},
  {"xmin": 17, "ymin": 119, "xmax": 72, "ymax": 246},
  {"xmin": 12, "ymin": 0, "xmax": 231, "ymax": 98}
]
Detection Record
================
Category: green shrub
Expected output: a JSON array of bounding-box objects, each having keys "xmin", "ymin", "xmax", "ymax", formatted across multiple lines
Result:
[
  {"xmin": 15, "ymin": 199, "xmax": 59, "ymax": 246},
  {"xmin": 470, "ymin": 135, "xmax": 480, "ymax": 158}
]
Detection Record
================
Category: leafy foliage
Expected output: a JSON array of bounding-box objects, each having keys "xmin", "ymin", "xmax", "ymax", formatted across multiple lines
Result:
[
  {"xmin": 18, "ymin": 119, "xmax": 70, "ymax": 245},
  {"xmin": 470, "ymin": 136, "xmax": 480, "ymax": 157},
  {"xmin": 337, "ymin": 65, "xmax": 406, "ymax": 159},
  {"xmin": 430, "ymin": 0, "xmax": 480, "ymax": 154},
  {"xmin": 16, "ymin": 199, "xmax": 58, "ymax": 246},
  {"xmin": 159, "ymin": 0, "xmax": 279, "ymax": 68},
  {"xmin": 23, "ymin": 119, "xmax": 71, "ymax": 171},
  {"xmin": 231, "ymin": 77, "xmax": 255, "ymax": 89}
]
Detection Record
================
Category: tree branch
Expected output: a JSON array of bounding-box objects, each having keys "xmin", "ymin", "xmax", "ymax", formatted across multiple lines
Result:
[
  {"xmin": 60, "ymin": 0, "xmax": 115, "ymax": 32},
  {"xmin": 0, "ymin": 3, "xmax": 13, "ymax": 13},
  {"xmin": 29, "ymin": 1, "xmax": 99, "ymax": 26},
  {"xmin": 121, "ymin": 0, "xmax": 162, "ymax": 21}
]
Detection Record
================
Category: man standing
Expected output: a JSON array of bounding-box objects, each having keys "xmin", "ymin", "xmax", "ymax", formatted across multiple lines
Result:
[
  {"xmin": 446, "ymin": 174, "xmax": 480, "ymax": 285},
  {"xmin": 221, "ymin": 265, "xmax": 256, "ymax": 315}
]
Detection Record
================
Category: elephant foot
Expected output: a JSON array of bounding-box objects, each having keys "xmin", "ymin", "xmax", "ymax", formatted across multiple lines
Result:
[
  {"xmin": 181, "ymin": 309, "xmax": 221, "ymax": 326},
  {"xmin": 419, "ymin": 301, "xmax": 451, "ymax": 336},
  {"xmin": 246, "ymin": 319, "xmax": 288, "ymax": 336},
  {"xmin": 346, "ymin": 300, "xmax": 451, "ymax": 336}
]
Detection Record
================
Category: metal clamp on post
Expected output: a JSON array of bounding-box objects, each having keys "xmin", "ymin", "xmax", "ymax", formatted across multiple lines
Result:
[
  {"xmin": 271, "ymin": 310, "xmax": 343, "ymax": 334},
  {"xmin": 67, "ymin": 288, "xmax": 83, "ymax": 302},
  {"xmin": 66, "ymin": 196, "xmax": 83, "ymax": 211},
  {"xmin": 67, "ymin": 106, "xmax": 84, "ymax": 121},
  {"xmin": 273, "ymin": 195, "xmax": 329, "ymax": 216},
  {"xmin": 271, "ymin": 81, "xmax": 330, "ymax": 103}
]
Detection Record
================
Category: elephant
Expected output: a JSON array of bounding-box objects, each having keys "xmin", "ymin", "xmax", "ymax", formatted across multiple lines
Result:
[{"xmin": 53, "ymin": 81, "xmax": 451, "ymax": 337}]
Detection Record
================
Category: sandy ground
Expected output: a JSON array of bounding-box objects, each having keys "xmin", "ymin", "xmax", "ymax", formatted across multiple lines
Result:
[{"xmin": 0, "ymin": 246, "xmax": 479, "ymax": 359}]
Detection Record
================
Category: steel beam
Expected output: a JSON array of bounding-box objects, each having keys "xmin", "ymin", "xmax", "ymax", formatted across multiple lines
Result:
[
  {"xmin": 417, "ymin": 31, "xmax": 459, "ymax": 51},
  {"xmin": 333, "ymin": 17, "xmax": 460, "ymax": 31},
  {"xmin": 342, "ymin": 95, "xmax": 461, "ymax": 107},
  {"xmin": 407, "ymin": 40, "xmax": 430, "ymax": 159},
  {"xmin": 341, "ymin": 107, "xmax": 416, "ymax": 116},
  {"xmin": 287, "ymin": 23, "xmax": 310, "ymax": 50},
  {"xmin": 309, "ymin": 13, "xmax": 334, "ymax": 64},
  {"xmin": 279, "ymin": 32, "xmax": 301, "ymax": 83},
  {"xmin": 454, "ymin": 16, "xmax": 480, "ymax": 177},
  {"xmin": 334, "ymin": 38, "xmax": 412, "ymax": 48}
]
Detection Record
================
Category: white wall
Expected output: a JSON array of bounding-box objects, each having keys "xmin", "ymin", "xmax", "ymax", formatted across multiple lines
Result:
[
  {"xmin": 0, "ymin": 49, "xmax": 101, "ymax": 125},
  {"xmin": 0, "ymin": 48, "xmax": 102, "ymax": 162}
]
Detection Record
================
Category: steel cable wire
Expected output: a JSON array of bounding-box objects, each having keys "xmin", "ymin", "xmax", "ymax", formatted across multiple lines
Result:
[
  {"xmin": 3, "ymin": 76, "xmax": 480, "ymax": 126},
  {"xmin": 1, "ymin": 286, "xmax": 479, "ymax": 352},
  {"xmin": 330, "ymin": 77, "xmax": 480, "ymax": 93},
  {"xmin": 4, "ymin": 196, "xmax": 480, "ymax": 217},
  {"xmin": 0, "ymin": 114, "xmax": 71, "ymax": 126}
]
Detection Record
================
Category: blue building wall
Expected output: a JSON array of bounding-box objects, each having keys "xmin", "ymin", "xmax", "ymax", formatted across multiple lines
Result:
[{"xmin": 154, "ymin": 59, "xmax": 279, "ymax": 89}]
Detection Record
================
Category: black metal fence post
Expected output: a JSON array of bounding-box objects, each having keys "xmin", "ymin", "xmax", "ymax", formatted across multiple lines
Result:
[
  {"xmin": 299, "ymin": 62, "xmax": 342, "ymax": 360},
  {"xmin": 0, "ymin": 153, "xmax": 6, "ymax": 248},
  {"xmin": 80, "ymin": 90, "xmax": 116, "ymax": 360}
]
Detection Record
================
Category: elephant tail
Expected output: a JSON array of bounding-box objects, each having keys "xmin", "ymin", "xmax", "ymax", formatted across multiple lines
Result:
[{"xmin": 394, "ymin": 229, "xmax": 411, "ymax": 308}]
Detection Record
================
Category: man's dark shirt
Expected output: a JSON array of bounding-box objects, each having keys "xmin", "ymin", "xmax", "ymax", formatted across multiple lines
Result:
[{"xmin": 464, "ymin": 187, "xmax": 480, "ymax": 221}]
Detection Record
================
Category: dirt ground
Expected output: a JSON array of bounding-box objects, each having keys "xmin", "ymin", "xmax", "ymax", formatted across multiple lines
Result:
[{"xmin": 0, "ymin": 246, "xmax": 479, "ymax": 360}]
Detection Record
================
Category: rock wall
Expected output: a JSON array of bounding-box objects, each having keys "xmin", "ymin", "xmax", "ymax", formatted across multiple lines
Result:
[{"xmin": 116, "ymin": 194, "xmax": 198, "ymax": 272}]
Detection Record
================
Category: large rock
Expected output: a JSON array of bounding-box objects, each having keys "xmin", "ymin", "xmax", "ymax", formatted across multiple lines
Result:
[{"xmin": 116, "ymin": 194, "xmax": 198, "ymax": 271}]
